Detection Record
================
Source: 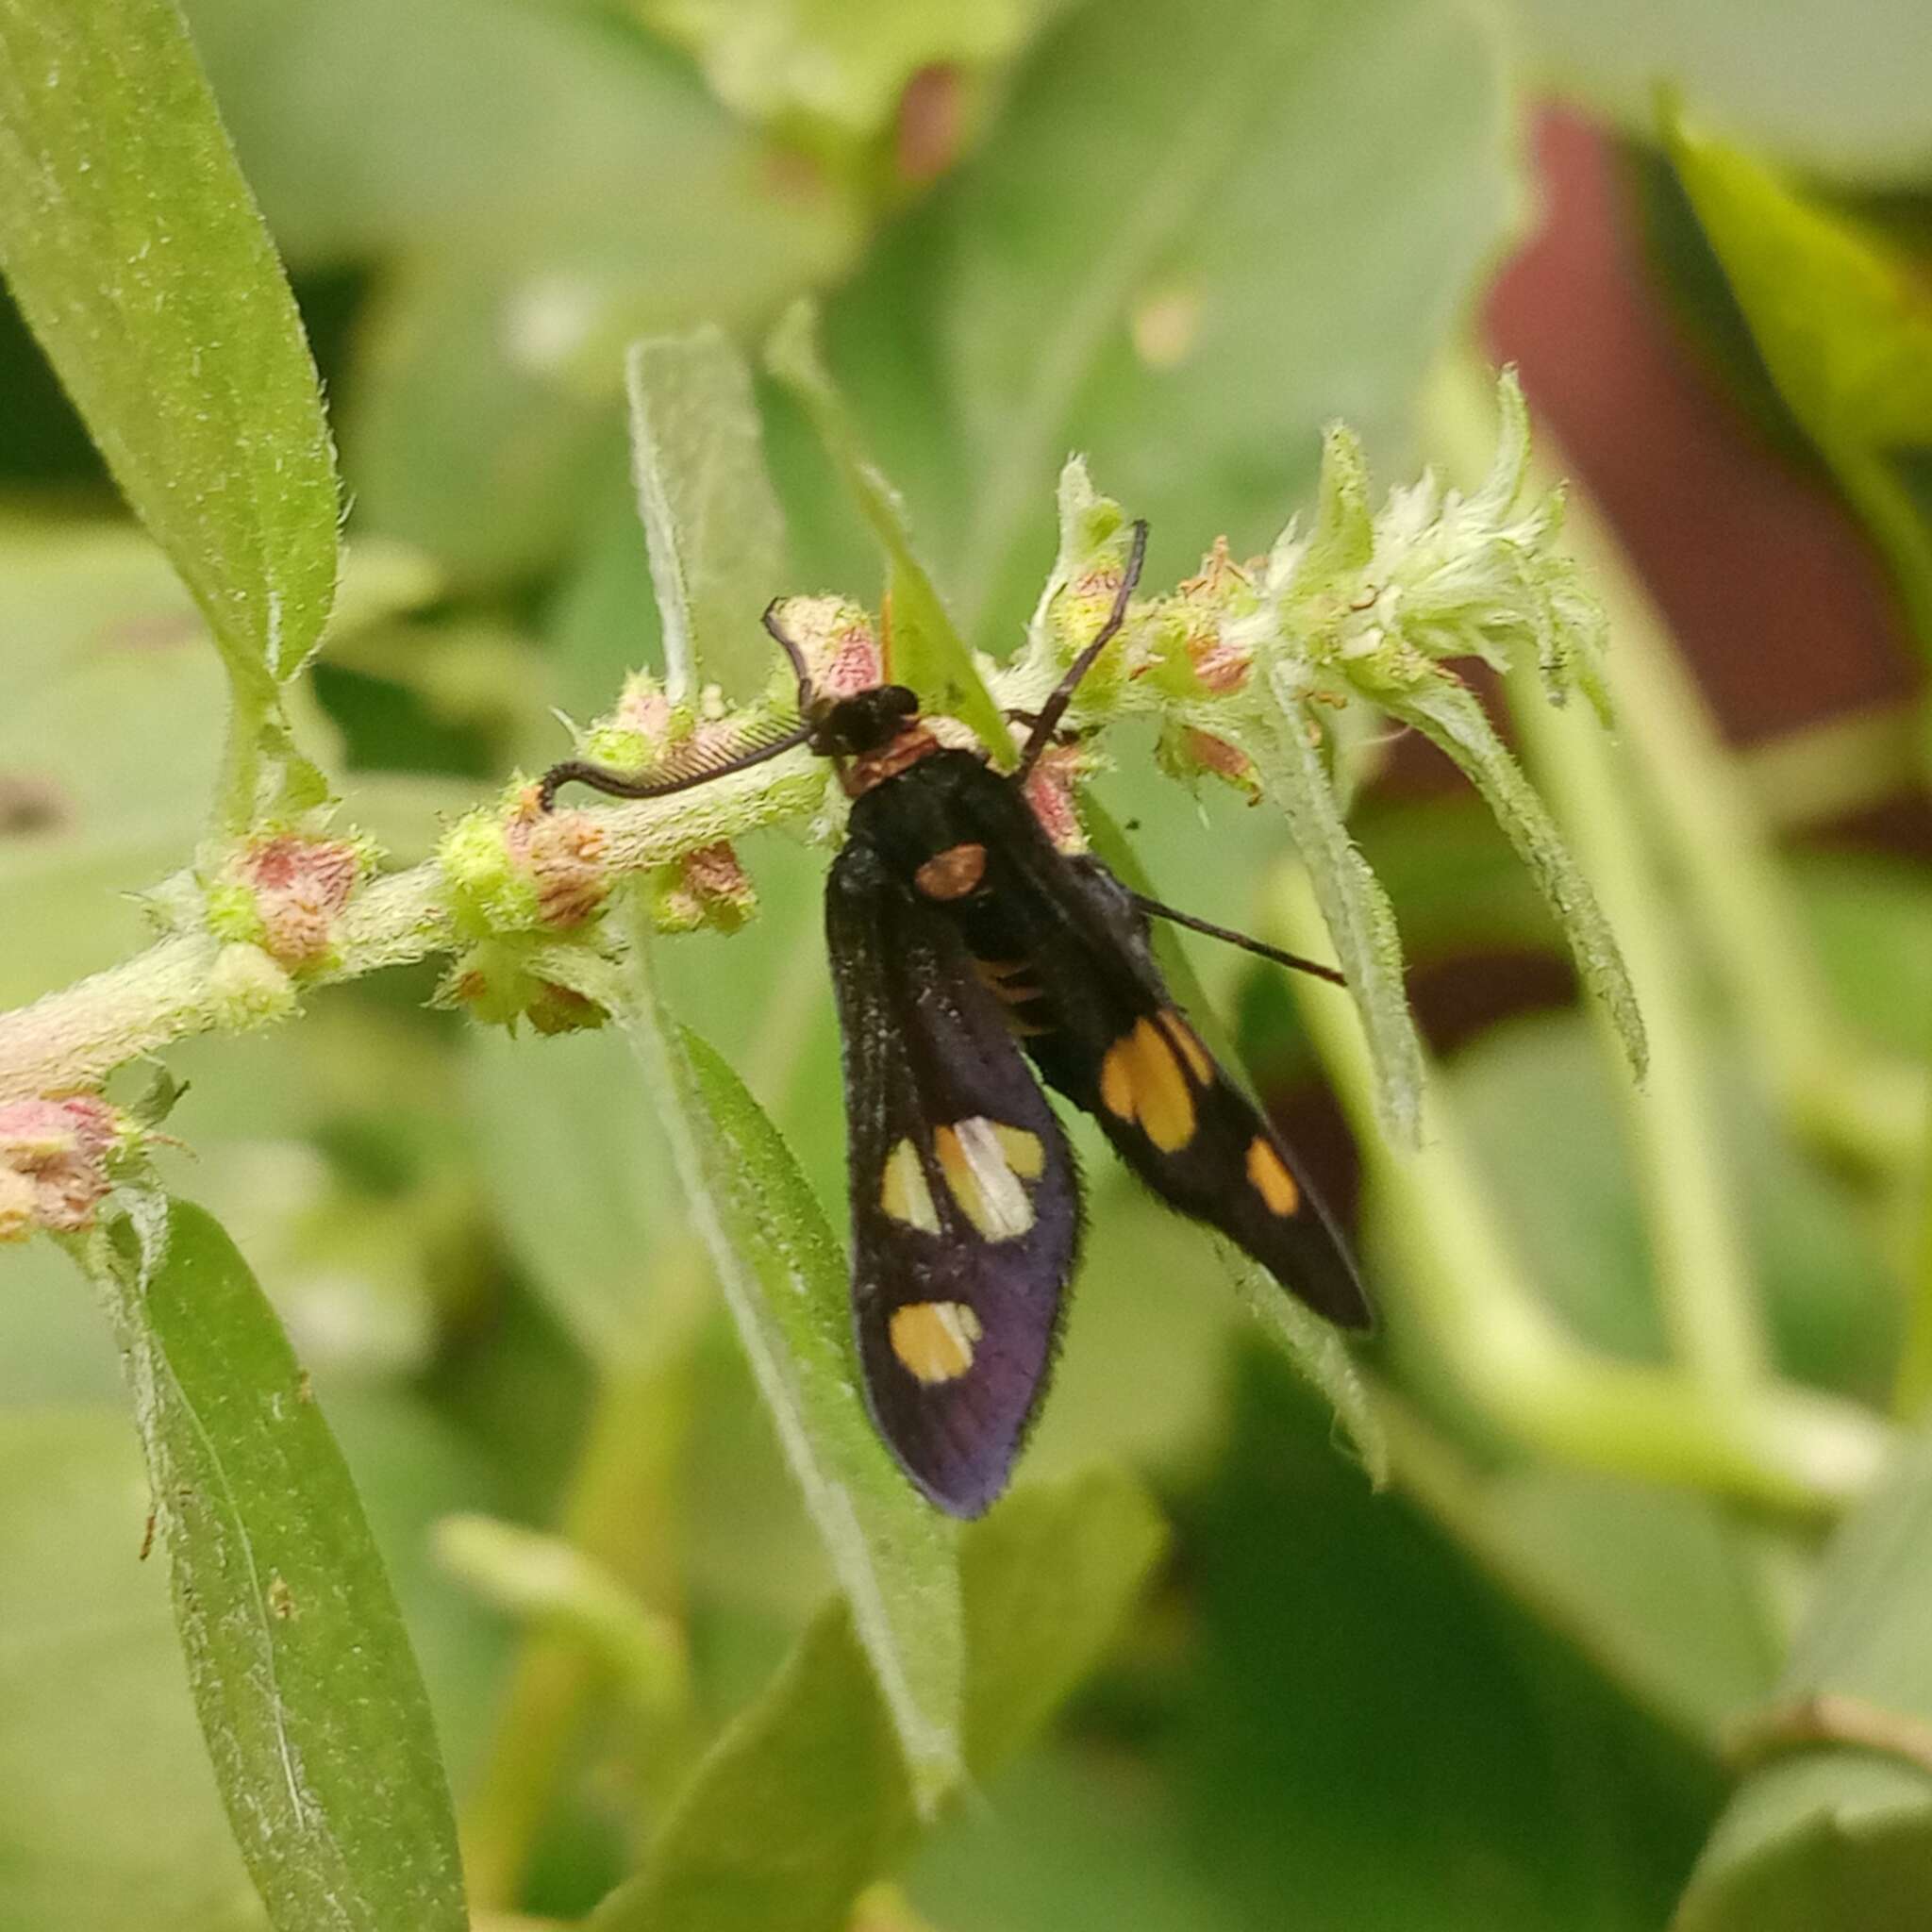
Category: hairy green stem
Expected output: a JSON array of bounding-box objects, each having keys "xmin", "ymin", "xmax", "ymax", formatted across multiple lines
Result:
[{"xmin": 0, "ymin": 758, "xmax": 826, "ymax": 1105}]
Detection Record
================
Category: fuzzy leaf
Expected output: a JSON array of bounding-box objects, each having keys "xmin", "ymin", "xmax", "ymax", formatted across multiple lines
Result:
[
  {"xmin": 625, "ymin": 327, "xmax": 791, "ymax": 701},
  {"xmin": 1390, "ymin": 675, "xmax": 1647, "ymax": 1081},
  {"xmin": 78, "ymin": 1196, "xmax": 466, "ymax": 1932},
  {"xmin": 1242, "ymin": 695, "xmax": 1425, "ymax": 1143},
  {"xmin": 0, "ymin": 0, "xmax": 339, "ymax": 690},
  {"xmin": 566, "ymin": 908, "xmax": 968, "ymax": 1814},
  {"xmin": 767, "ymin": 297, "xmax": 1012, "ymax": 758}
]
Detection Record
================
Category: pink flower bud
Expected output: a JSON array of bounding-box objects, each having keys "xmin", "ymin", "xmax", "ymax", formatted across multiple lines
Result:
[
  {"xmin": 505, "ymin": 798, "xmax": 609, "ymax": 929},
  {"xmin": 0, "ymin": 1094, "xmax": 118, "ymax": 1235},
  {"xmin": 235, "ymin": 835, "xmax": 363, "ymax": 969}
]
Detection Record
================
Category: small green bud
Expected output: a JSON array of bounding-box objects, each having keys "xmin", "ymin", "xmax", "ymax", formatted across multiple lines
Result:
[
  {"xmin": 438, "ymin": 938, "xmax": 607, "ymax": 1036},
  {"xmin": 207, "ymin": 942, "xmax": 299, "ymax": 1032},
  {"xmin": 439, "ymin": 790, "xmax": 544, "ymax": 939}
]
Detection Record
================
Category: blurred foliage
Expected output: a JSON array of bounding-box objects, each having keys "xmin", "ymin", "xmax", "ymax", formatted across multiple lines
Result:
[{"xmin": 1, "ymin": 1, "xmax": 1931, "ymax": 1930}]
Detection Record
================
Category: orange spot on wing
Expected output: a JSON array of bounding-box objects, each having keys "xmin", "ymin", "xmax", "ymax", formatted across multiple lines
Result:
[
  {"xmin": 1100, "ymin": 1017, "xmax": 1196, "ymax": 1151},
  {"xmin": 914, "ymin": 841, "xmax": 988, "ymax": 900},
  {"xmin": 1246, "ymin": 1136, "xmax": 1301, "ymax": 1216},
  {"xmin": 890, "ymin": 1300, "xmax": 983, "ymax": 1383}
]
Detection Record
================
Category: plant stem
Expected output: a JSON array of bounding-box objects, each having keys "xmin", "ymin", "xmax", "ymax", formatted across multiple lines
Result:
[
  {"xmin": 1503, "ymin": 654, "xmax": 1771, "ymax": 1393},
  {"xmin": 1562, "ymin": 493, "xmax": 1924, "ymax": 1181},
  {"xmin": 1267, "ymin": 866, "xmax": 1888, "ymax": 1518},
  {"xmin": 0, "ymin": 758, "xmax": 826, "ymax": 1106}
]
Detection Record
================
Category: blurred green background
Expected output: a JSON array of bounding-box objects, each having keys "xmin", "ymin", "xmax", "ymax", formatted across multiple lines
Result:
[{"xmin": 3, "ymin": 1, "xmax": 1931, "ymax": 1927}]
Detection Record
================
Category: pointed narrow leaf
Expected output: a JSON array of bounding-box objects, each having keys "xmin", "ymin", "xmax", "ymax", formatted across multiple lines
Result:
[
  {"xmin": 1244, "ymin": 695, "xmax": 1425, "ymax": 1142},
  {"xmin": 78, "ymin": 1196, "xmax": 466, "ymax": 1932},
  {"xmin": 625, "ymin": 327, "xmax": 790, "ymax": 700},
  {"xmin": 592, "ymin": 1599, "xmax": 906, "ymax": 1932},
  {"xmin": 563, "ymin": 909, "xmax": 967, "ymax": 1813},
  {"xmin": 0, "ymin": 0, "xmax": 339, "ymax": 687},
  {"xmin": 593, "ymin": 1468, "xmax": 1167, "ymax": 1932},
  {"xmin": 1391, "ymin": 676, "xmax": 1647, "ymax": 1080},
  {"xmin": 767, "ymin": 298, "xmax": 1011, "ymax": 758}
]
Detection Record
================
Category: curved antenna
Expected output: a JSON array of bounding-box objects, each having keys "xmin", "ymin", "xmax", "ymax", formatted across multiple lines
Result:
[
  {"xmin": 541, "ymin": 600, "xmax": 824, "ymax": 812},
  {"xmin": 1015, "ymin": 518, "xmax": 1149, "ymax": 781},
  {"xmin": 761, "ymin": 600, "xmax": 819, "ymax": 715},
  {"xmin": 539, "ymin": 718, "xmax": 813, "ymax": 812}
]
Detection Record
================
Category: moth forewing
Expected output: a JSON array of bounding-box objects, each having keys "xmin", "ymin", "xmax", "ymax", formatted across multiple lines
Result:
[{"xmin": 826, "ymin": 837, "xmax": 1081, "ymax": 1517}]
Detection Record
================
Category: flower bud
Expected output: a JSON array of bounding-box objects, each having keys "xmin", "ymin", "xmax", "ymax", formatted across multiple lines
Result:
[
  {"xmin": 438, "ymin": 939, "xmax": 606, "ymax": 1037},
  {"xmin": 0, "ymin": 1094, "xmax": 119, "ymax": 1236},
  {"xmin": 646, "ymin": 841, "xmax": 758, "ymax": 936},
  {"xmin": 208, "ymin": 833, "xmax": 366, "ymax": 972}
]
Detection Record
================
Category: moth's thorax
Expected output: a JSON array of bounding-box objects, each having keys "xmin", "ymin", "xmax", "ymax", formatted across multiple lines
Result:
[
  {"xmin": 843, "ymin": 725, "xmax": 942, "ymax": 796},
  {"xmin": 807, "ymin": 684, "xmax": 943, "ymax": 797}
]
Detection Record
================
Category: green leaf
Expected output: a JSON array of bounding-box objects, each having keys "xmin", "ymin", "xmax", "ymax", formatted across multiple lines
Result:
[
  {"xmin": 625, "ymin": 328, "xmax": 791, "ymax": 701},
  {"xmin": 958, "ymin": 1466, "xmax": 1168, "ymax": 1774},
  {"xmin": 1669, "ymin": 114, "xmax": 1932, "ymax": 658},
  {"xmin": 767, "ymin": 297, "xmax": 1012, "ymax": 758},
  {"xmin": 76, "ymin": 1196, "xmax": 467, "ymax": 1932},
  {"xmin": 183, "ymin": 0, "xmax": 858, "ymax": 588},
  {"xmin": 825, "ymin": 0, "xmax": 1513, "ymax": 643},
  {"xmin": 593, "ymin": 1467, "xmax": 1166, "ymax": 1932},
  {"xmin": 1174, "ymin": 1351, "xmax": 1725, "ymax": 1931},
  {"xmin": 591, "ymin": 1596, "xmax": 908, "ymax": 1932},
  {"xmin": 1675, "ymin": 1430, "xmax": 1932, "ymax": 1931},
  {"xmin": 0, "ymin": 0, "xmax": 339, "ymax": 689},
  {"xmin": 1391, "ymin": 675, "xmax": 1648, "ymax": 1081},
  {"xmin": 568, "ymin": 905, "xmax": 968, "ymax": 1814},
  {"xmin": 1242, "ymin": 702, "xmax": 1426, "ymax": 1144}
]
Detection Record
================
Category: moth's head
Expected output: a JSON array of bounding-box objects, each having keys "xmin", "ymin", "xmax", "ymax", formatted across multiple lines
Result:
[{"xmin": 808, "ymin": 684, "xmax": 920, "ymax": 758}]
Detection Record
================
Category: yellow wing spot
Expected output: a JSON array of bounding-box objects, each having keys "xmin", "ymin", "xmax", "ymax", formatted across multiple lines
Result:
[
  {"xmin": 914, "ymin": 841, "xmax": 988, "ymax": 900},
  {"xmin": 1162, "ymin": 1012, "xmax": 1215, "ymax": 1085},
  {"xmin": 1099, "ymin": 1017, "xmax": 1197, "ymax": 1151},
  {"xmin": 1246, "ymin": 1136, "xmax": 1301, "ymax": 1216},
  {"xmin": 880, "ymin": 1137, "xmax": 940, "ymax": 1233},
  {"xmin": 891, "ymin": 1299, "xmax": 983, "ymax": 1384},
  {"xmin": 936, "ymin": 1117, "xmax": 1037, "ymax": 1241},
  {"xmin": 991, "ymin": 1122, "xmax": 1045, "ymax": 1179}
]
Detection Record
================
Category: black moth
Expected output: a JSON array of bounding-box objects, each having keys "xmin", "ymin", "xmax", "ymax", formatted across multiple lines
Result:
[{"xmin": 541, "ymin": 523, "xmax": 1370, "ymax": 1516}]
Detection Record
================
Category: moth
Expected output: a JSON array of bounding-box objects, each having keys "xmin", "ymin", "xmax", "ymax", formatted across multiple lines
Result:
[{"xmin": 541, "ymin": 523, "xmax": 1369, "ymax": 1516}]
